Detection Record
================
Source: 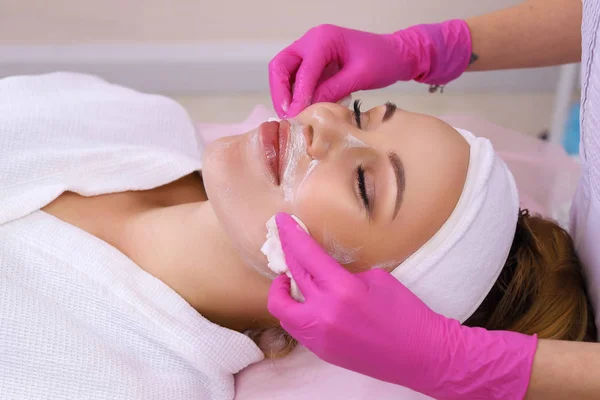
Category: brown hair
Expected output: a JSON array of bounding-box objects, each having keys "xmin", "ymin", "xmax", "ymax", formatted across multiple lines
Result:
[
  {"xmin": 464, "ymin": 209, "xmax": 596, "ymax": 341},
  {"xmin": 251, "ymin": 209, "xmax": 597, "ymax": 357}
]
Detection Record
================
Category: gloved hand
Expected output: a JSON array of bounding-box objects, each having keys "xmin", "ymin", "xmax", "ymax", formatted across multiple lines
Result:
[
  {"xmin": 268, "ymin": 213, "xmax": 538, "ymax": 400},
  {"xmin": 268, "ymin": 20, "xmax": 472, "ymax": 118}
]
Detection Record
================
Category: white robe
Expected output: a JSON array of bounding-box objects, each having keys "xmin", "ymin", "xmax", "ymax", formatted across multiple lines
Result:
[{"xmin": 0, "ymin": 72, "xmax": 263, "ymax": 400}]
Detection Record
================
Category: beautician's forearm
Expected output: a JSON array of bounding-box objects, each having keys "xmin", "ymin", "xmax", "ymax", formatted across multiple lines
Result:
[
  {"xmin": 525, "ymin": 339, "xmax": 600, "ymax": 399},
  {"xmin": 465, "ymin": 0, "xmax": 582, "ymax": 71}
]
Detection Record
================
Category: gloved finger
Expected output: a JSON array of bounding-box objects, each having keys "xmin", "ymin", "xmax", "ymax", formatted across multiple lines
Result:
[
  {"xmin": 269, "ymin": 49, "xmax": 302, "ymax": 118},
  {"xmin": 275, "ymin": 213, "xmax": 353, "ymax": 288},
  {"xmin": 317, "ymin": 61, "xmax": 341, "ymax": 86},
  {"xmin": 269, "ymin": 215, "xmax": 319, "ymax": 297},
  {"xmin": 287, "ymin": 55, "xmax": 329, "ymax": 117},
  {"xmin": 313, "ymin": 66, "xmax": 358, "ymax": 104},
  {"xmin": 267, "ymin": 275, "xmax": 308, "ymax": 324}
]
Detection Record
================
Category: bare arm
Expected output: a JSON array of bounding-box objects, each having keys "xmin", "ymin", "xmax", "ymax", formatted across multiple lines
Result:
[
  {"xmin": 524, "ymin": 339, "xmax": 600, "ymax": 399},
  {"xmin": 465, "ymin": 0, "xmax": 582, "ymax": 71},
  {"xmin": 464, "ymin": 3, "xmax": 594, "ymax": 395}
]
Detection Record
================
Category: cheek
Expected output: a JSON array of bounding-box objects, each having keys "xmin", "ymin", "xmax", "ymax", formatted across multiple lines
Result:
[
  {"xmin": 292, "ymin": 165, "xmax": 371, "ymax": 270},
  {"xmin": 291, "ymin": 164, "xmax": 411, "ymax": 273}
]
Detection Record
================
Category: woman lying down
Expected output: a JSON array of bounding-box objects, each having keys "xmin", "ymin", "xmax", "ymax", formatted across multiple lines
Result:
[{"xmin": 0, "ymin": 72, "xmax": 595, "ymax": 399}]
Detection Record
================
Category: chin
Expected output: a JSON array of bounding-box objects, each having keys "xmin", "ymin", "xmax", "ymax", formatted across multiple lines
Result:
[
  {"xmin": 203, "ymin": 136, "xmax": 249, "ymax": 227},
  {"xmin": 202, "ymin": 136, "xmax": 283, "ymax": 277}
]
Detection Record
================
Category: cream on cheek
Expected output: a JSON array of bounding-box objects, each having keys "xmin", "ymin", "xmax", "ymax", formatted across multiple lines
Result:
[
  {"xmin": 297, "ymin": 159, "xmax": 319, "ymax": 196},
  {"xmin": 281, "ymin": 120, "xmax": 308, "ymax": 202},
  {"xmin": 324, "ymin": 232, "xmax": 403, "ymax": 272},
  {"xmin": 322, "ymin": 230, "xmax": 362, "ymax": 265},
  {"xmin": 343, "ymin": 133, "xmax": 368, "ymax": 150},
  {"xmin": 371, "ymin": 259, "xmax": 403, "ymax": 271}
]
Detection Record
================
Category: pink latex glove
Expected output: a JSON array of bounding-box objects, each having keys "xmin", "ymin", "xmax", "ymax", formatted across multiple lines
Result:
[
  {"xmin": 268, "ymin": 20, "xmax": 472, "ymax": 118},
  {"xmin": 268, "ymin": 213, "xmax": 538, "ymax": 400}
]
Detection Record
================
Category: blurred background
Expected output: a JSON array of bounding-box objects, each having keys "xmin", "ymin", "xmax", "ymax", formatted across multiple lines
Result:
[{"xmin": 0, "ymin": 0, "xmax": 580, "ymax": 139}]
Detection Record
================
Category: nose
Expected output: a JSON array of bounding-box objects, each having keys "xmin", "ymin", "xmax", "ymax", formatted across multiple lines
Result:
[{"xmin": 302, "ymin": 104, "xmax": 351, "ymax": 161}]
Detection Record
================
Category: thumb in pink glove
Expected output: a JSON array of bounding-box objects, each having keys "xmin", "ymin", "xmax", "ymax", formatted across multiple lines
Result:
[
  {"xmin": 268, "ymin": 213, "xmax": 538, "ymax": 400},
  {"xmin": 268, "ymin": 20, "xmax": 472, "ymax": 118}
]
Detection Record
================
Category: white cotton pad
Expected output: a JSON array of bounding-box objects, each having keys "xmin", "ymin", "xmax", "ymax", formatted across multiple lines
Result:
[{"xmin": 261, "ymin": 215, "xmax": 308, "ymax": 302}]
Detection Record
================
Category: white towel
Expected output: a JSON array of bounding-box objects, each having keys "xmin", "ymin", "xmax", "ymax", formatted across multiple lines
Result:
[
  {"xmin": 0, "ymin": 72, "xmax": 203, "ymax": 225},
  {"xmin": 391, "ymin": 128, "xmax": 520, "ymax": 323}
]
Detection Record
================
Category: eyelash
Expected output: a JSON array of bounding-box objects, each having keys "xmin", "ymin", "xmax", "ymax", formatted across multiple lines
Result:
[
  {"xmin": 357, "ymin": 164, "xmax": 370, "ymax": 212},
  {"xmin": 353, "ymin": 99, "xmax": 369, "ymax": 212},
  {"xmin": 353, "ymin": 99, "xmax": 362, "ymax": 129}
]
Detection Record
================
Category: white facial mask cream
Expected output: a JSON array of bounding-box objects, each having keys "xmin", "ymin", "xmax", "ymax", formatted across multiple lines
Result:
[
  {"xmin": 323, "ymin": 231, "xmax": 361, "ymax": 265},
  {"xmin": 296, "ymin": 159, "xmax": 319, "ymax": 196},
  {"xmin": 280, "ymin": 121, "xmax": 307, "ymax": 203},
  {"xmin": 261, "ymin": 215, "xmax": 309, "ymax": 302},
  {"xmin": 343, "ymin": 133, "xmax": 368, "ymax": 150}
]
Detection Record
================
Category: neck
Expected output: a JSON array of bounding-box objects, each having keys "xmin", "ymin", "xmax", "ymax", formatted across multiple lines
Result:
[{"xmin": 129, "ymin": 200, "xmax": 277, "ymax": 332}]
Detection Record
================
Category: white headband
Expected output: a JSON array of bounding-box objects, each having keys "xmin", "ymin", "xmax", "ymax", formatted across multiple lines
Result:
[{"xmin": 391, "ymin": 128, "xmax": 520, "ymax": 323}]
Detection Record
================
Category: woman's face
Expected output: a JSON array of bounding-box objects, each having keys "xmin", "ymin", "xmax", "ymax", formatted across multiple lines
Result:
[{"xmin": 202, "ymin": 102, "xmax": 470, "ymax": 277}]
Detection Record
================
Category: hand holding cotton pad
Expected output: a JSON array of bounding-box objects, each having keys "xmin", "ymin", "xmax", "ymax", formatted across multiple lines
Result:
[{"xmin": 261, "ymin": 215, "xmax": 308, "ymax": 302}]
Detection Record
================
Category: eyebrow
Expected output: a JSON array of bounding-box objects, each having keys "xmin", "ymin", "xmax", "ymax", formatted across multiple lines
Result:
[
  {"xmin": 388, "ymin": 151, "xmax": 405, "ymax": 221},
  {"xmin": 382, "ymin": 102, "xmax": 397, "ymax": 123}
]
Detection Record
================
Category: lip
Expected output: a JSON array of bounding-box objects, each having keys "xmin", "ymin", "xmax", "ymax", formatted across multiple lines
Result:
[
  {"xmin": 257, "ymin": 120, "xmax": 291, "ymax": 186},
  {"xmin": 278, "ymin": 120, "xmax": 290, "ymax": 183},
  {"xmin": 258, "ymin": 121, "xmax": 281, "ymax": 185}
]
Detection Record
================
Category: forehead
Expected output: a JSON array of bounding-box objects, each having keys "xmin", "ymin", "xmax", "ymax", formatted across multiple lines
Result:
[
  {"xmin": 373, "ymin": 109, "xmax": 464, "ymax": 146},
  {"xmin": 364, "ymin": 109, "xmax": 470, "ymax": 264}
]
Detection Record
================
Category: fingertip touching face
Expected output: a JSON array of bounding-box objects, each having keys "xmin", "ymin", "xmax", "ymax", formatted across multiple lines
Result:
[{"xmin": 202, "ymin": 101, "xmax": 470, "ymax": 277}]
